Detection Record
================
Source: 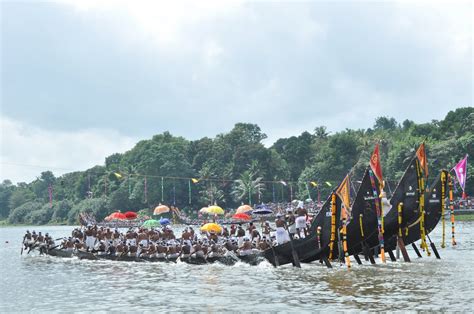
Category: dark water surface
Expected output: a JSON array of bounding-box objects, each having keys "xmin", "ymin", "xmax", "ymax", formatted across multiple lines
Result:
[{"xmin": 1, "ymin": 222, "xmax": 473, "ymax": 312}]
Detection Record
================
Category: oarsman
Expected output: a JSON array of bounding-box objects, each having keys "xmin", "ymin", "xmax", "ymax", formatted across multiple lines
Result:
[
  {"xmin": 181, "ymin": 228, "xmax": 192, "ymax": 245},
  {"xmin": 230, "ymin": 224, "xmax": 237, "ymax": 236},
  {"xmin": 32, "ymin": 231, "xmax": 38, "ymax": 241},
  {"xmin": 247, "ymin": 222, "xmax": 256, "ymax": 237},
  {"xmin": 181, "ymin": 241, "xmax": 192, "ymax": 258},
  {"xmin": 147, "ymin": 228, "xmax": 157, "ymax": 242},
  {"xmin": 262, "ymin": 221, "xmax": 272, "ymax": 239},
  {"xmin": 207, "ymin": 240, "xmax": 220, "ymax": 258},
  {"xmin": 96, "ymin": 227, "xmax": 106, "ymax": 244},
  {"xmin": 258, "ymin": 236, "xmax": 270, "ymax": 251},
  {"xmin": 65, "ymin": 237, "xmax": 74, "ymax": 251},
  {"xmin": 201, "ymin": 241, "xmax": 209, "ymax": 256},
  {"xmin": 222, "ymin": 227, "xmax": 229, "ymax": 237},
  {"xmin": 188, "ymin": 227, "xmax": 196, "ymax": 241},
  {"xmin": 193, "ymin": 241, "xmax": 205, "ymax": 258},
  {"xmin": 238, "ymin": 237, "xmax": 253, "ymax": 256},
  {"xmin": 129, "ymin": 242, "xmax": 138, "ymax": 257},
  {"xmin": 107, "ymin": 242, "xmax": 116, "ymax": 256},
  {"xmin": 146, "ymin": 241, "xmax": 157, "ymax": 258},
  {"xmin": 224, "ymin": 238, "xmax": 238, "ymax": 252},
  {"xmin": 167, "ymin": 242, "xmax": 180, "ymax": 259},
  {"xmin": 23, "ymin": 230, "xmax": 32, "ymax": 249},
  {"xmin": 113, "ymin": 228, "xmax": 122, "ymax": 246},
  {"xmin": 236, "ymin": 225, "xmax": 246, "ymax": 247},
  {"xmin": 275, "ymin": 214, "xmax": 290, "ymax": 245},
  {"xmin": 44, "ymin": 233, "xmax": 54, "ymax": 248},
  {"xmin": 166, "ymin": 227, "xmax": 176, "ymax": 240},
  {"xmin": 156, "ymin": 241, "xmax": 167, "ymax": 259},
  {"xmin": 251, "ymin": 228, "xmax": 261, "ymax": 245},
  {"xmin": 125, "ymin": 228, "xmax": 137, "ymax": 246},
  {"xmin": 287, "ymin": 210, "xmax": 296, "ymax": 238},
  {"xmin": 116, "ymin": 241, "xmax": 126, "ymax": 256},
  {"xmin": 74, "ymin": 239, "xmax": 84, "ymax": 251},
  {"xmin": 209, "ymin": 231, "xmax": 219, "ymax": 243},
  {"xmin": 38, "ymin": 231, "xmax": 45, "ymax": 241},
  {"xmin": 296, "ymin": 202, "xmax": 308, "ymax": 238},
  {"xmin": 137, "ymin": 229, "xmax": 149, "ymax": 247},
  {"xmin": 95, "ymin": 240, "xmax": 106, "ymax": 254},
  {"xmin": 84, "ymin": 225, "xmax": 97, "ymax": 251},
  {"xmin": 150, "ymin": 229, "xmax": 161, "ymax": 243},
  {"xmin": 104, "ymin": 228, "xmax": 113, "ymax": 248}
]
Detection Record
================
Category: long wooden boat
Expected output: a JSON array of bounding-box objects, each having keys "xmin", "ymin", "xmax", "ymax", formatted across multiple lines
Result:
[
  {"xmin": 379, "ymin": 157, "xmax": 421, "ymax": 253},
  {"xmin": 345, "ymin": 167, "xmax": 383, "ymax": 257},
  {"xmin": 44, "ymin": 248, "xmax": 74, "ymax": 258},
  {"xmin": 390, "ymin": 170, "xmax": 447, "ymax": 248},
  {"xmin": 262, "ymin": 192, "xmax": 342, "ymax": 266}
]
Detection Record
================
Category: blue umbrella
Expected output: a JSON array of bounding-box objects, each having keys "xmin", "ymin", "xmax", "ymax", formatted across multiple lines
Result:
[
  {"xmin": 253, "ymin": 204, "xmax": 273, "ymax": 215},
  {"xmin": 159, "ymin": 218, "xmax": 171, "ymax": 225}
]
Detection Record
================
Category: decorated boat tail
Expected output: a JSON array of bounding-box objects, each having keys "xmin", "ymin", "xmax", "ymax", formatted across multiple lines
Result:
[
  {"xmin": 262, "ymin": 190, "xmax": 342, "ymax": 267},
  {"xmin": 345, "ymin": 167, "xmax": 382, "ymax": 260},
  {"xmin": 390, "ymin": 169, "xmax": 448, "ymax": 258},
  {"xmin": 382, "ymin": 156, "xmax": 421, "ymax": 256}
]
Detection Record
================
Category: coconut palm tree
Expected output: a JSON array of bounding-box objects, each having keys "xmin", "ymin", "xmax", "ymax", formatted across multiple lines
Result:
[{"xmin": 231, "ymin": 170, "xmax": 265, "ymax": 205}]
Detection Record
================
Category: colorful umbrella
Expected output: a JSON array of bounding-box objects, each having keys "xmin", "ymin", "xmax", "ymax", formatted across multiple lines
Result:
[
  {"xmin": 142, "ymin": 219, "xmax": 160, "ymax": 229},
  {"xmin": 154, "ymin": 204, "xmax": 170, "ymax": 215},
  {"xmin": 159, "ymin": 218, "xmax": 170, "ymax": 225},
  {"xmin": 253, "ymin": 204, "xmax": 273, "ymax": 215},
  {"xmin": 199, "ymin": 207, "xmax": 209, "ymax": 214},
  {"xmin": 124, "ymin": 211, "xmax": 138, "ymax": 220},
  {"xmin": 236, "ymin": 204, "xmax": 253, "ymax": 214},
  {"xmin": 232, "ymin": 213, "xmax": 251, "ymax": 221},
  {"xmin": 200, "ymin": 223, "xmax": 223, "ymax": 233},
  {"xmin": 105, "ymin": 212, "xmax": 127, "ymax": 221},
  {"xmin": 206, "ymin": 205, "xmax": 224, "ymax": 215}
]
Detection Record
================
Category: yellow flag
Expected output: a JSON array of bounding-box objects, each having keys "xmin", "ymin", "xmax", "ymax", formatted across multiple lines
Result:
[
  {"xmin": 310, "ymin": 181, "xmax": 318, "ymax": 187},
  {"xmin": 191, "ymin": 178, "xmax": 199, "ymax": 183},
  {"xmin": 336, "ymin": 175, "xmax": 351, "ymax": 216},
  {"xmin": 114, "ymin": 172, "xmax": 122, "ymax": 179}
]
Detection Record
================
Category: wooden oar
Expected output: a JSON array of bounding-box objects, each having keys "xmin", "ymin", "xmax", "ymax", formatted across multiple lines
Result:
[
  {"xmin": 427, "ymin": 234, "xmax": 440, "ymax": 259},
  {"xmin": 284, "ymin": 222, "xmax": 301, "ymax": 268},
  {"xmin": 411, "ymin": 243, "xmax": 422, "ymax": 258},
  {"xmin": 269, "ymin": 241, "xmax": 280, "ymax": 267},
  {"xmin": 397, "ymin": 237, "xmax": 411, "ymax": 262},
  {"xmin": 354, "ymin": 254, "xmax": 362, "ymax": 265}
]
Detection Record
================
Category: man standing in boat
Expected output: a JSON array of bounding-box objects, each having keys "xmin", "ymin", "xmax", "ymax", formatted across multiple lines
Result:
[
  {"xmin": 275, "ymin": 214, "xmax": 290, "ymax": 245},
  {"xmin": 295, "ymin": 201, "xmax": 308, "ymax": 238},
  {"xmin": 83, "ymin": 225, "xmax": 97, "ymax": 251}
]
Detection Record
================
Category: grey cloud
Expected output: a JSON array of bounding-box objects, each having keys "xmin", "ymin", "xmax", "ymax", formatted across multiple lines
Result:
[{"xmin": 1, "ymin": 1, "xmax": 471, "ymax": 145}]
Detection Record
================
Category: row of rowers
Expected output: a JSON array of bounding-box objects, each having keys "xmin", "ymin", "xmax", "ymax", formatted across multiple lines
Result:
[{"xmin": 22, "ymin": 211, "xmax": 310, "ymax": 258}]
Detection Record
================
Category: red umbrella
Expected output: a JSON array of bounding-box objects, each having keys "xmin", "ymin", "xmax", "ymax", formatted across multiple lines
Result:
[
  {"xmin": 124, "ymin": 211, "xmax": 138, "ymax": 220},
  {"xmin": 105, "ymin": 212, "xmax": 127, "ymax": 221},
  {"xmin": 232, "ymin": 213, "xmax": 251, "ymax": 221}
]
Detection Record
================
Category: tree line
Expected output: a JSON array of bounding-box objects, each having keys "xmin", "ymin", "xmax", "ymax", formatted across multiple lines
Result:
[{"xmin": 1, "ymin": 107, "xmax": 472, "ymax": 225}]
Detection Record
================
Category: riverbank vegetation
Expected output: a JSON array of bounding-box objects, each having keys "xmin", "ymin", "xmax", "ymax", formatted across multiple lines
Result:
[{"xmin": 0, "ymin": 107, "xmax": 472, "ymax": 225}]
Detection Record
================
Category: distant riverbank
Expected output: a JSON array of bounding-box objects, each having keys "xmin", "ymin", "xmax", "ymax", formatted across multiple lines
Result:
[
  {"xmin": 454, "ymin": 214, "xmax": 474, "ymax": 221},
  {"xmin": 0, "ymin": 220, "xmax": 69, "ymax": 228}
]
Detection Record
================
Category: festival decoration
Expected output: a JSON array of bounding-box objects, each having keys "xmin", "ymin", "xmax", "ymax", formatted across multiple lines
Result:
[{"xmin": 453, "ymin": 154, "xmax": 468, "ymax": 198}]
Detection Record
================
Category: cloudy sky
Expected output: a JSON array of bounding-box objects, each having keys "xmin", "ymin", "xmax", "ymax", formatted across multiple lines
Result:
[{"xmin": 1, "ymin": 0, "xmax": 472, "ymax": 183}]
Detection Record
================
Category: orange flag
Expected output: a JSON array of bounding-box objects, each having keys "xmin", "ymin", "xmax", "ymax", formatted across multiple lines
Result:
[
  {"xmin": 416, "ymin": 142, "xmax": 429, "ymax": 177},
  {"xmin": 370, "ymin": 143, "xmax": 383, "ymax": 184},
  {"xmin": 336, "ymin": 175, "xmax": 351, "ymax": 218}
]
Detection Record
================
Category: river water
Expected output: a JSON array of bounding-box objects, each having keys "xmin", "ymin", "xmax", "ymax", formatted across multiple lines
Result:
[{"xmin": 1, "ymin": 222, "xmax": 473, "ymax": 312}]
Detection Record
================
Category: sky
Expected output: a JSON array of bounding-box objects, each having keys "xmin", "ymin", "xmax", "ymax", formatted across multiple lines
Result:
[{"xmin": 1, "ymin": 0, "xmax": 472, "ymax": 183}]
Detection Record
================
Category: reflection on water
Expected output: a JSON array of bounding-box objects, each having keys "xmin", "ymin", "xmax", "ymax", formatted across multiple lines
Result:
[{"xmin": 1, "ymin": 223, "xmax": 473, "ymax": 312}]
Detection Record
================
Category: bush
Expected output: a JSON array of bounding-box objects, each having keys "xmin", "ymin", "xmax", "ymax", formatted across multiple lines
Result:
[{"xmin": 8, "ymin": 201, "xmax": 42, "ymax": 224}]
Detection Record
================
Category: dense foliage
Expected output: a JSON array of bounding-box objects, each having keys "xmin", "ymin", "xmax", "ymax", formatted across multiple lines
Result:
[{"xmin": 1, "ymin": 108, "xmax": 472, "ymax": 225}]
